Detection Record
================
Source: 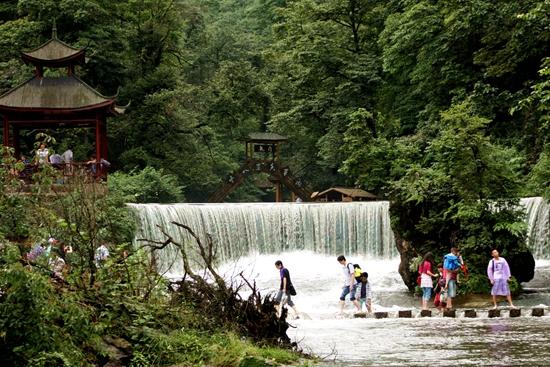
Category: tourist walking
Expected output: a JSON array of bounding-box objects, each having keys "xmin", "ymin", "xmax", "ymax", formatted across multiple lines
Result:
[
  {"xmin": 442, "ymin": 247, "xmax": 463, "ymax": 310},
  {"xmin": 274, "ymin": 260, "xmax": 298, "ymax": 318},
  {"xmin": 337, "ymin": 255, "xmax": 360, "ymax": 313},
  {"xmin": 94, "ymin": 243, "xmax": 110, "ymax": 268},
  {"xmin": 487, "ymin": 249, "xmax": 515, "ymax": 309},
  {"xmin": 419, "ymin": 252, "xmax": 438, "ymax": 310},
  {"xmin": 36, "ymin": 143, "xmax": 49, "ymax": 164}
]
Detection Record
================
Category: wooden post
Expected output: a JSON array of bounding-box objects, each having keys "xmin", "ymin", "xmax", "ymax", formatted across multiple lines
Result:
[
  {"xmin": 374, "ymin": 312, "xmax": 388, "ymax": 319},
  {"xmin": 95, "ymin": 116, "xmax": 101, "ymax": 178},
  {"xmin": 420, "ymin": 310, "xmax": 432, "ymax": 317},
  {"xmin": 532, "ymin": 308, "xmax": 544, "ymax": 317},
  {"xmin": 509, "ymin": 308, "xmax": 521, "ymax": 318},
  {"xmin": 275, "ymin": 181, "xmax": 282, "ymax": 202}
]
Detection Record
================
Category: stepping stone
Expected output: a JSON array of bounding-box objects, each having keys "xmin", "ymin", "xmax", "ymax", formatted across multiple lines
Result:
[
  {"xmin": 374, "ymin": 312, "xmax": 388, "ymax": 319},
  {"xmin": 464, "ymin": 309, "xmax": 477, "ymax": 318},
  {"xmin": 443, "ymin": 309, "xmax": 456, "ymax": 318},
  {"xmin": 354, "ymin": 312, "xmax": 367, "ymax": 318},
  {"xmin": 398, "ymin": 310, "xmax": 412, "ymax": 318},
  {"xmin": 532, "ymin": 308, "xmax": 544, "ymax": 317},
  {"xmin": 488, "ymin": 309, "xmax": 501, "ymax": 318},
  {"xmin": 509, "ymin": 308, "xmax": 521, "ymax": 318},
  {"xmin": 420, "ymin": 310, "xmax": 432, "ymax": 317}
]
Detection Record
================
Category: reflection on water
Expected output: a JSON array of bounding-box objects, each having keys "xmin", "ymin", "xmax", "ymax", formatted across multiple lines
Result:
[
  {"xmin": 220, "ymin": 253, "xmax": 550, "ymax": 366},
  {"xmin": 295, "ymin": 317, "xmax": 550, "ymax": 367}
]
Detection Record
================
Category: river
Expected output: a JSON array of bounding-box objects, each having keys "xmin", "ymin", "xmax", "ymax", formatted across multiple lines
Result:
[
  {"xmin": 220, "ymin": 252, "xmax": 550, "ymax": 367},
  {"xmin": 131, "ymin": 200, "xmax": 550, "ymax": 366}
]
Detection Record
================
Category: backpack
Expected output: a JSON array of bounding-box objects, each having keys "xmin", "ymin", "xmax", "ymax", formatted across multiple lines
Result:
[
  {"xmin": 443, "ymin": 254, "xmax": 461, "ymax": 271},
  {"xmin": 353, "ymin": 263, "xmax": 363, "ymax": 281}
]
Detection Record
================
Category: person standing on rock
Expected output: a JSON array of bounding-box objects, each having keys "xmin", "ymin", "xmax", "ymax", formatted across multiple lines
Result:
[
  {"xmin": 442, "ymin": 247, "xmax": 463, "ymax": 310},
  {"xmin": 487, "ymin": 249, "xmax": 515, "ymax": 309},
  {"xmin": 419, "ymin": 252, "xmax": 438, "ymax": 310},
  {"xmin": 337, "ymin": 255, "xmax": 360, "ymax": 313}
]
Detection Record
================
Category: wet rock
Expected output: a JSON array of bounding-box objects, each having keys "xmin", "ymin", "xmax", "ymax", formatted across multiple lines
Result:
[
  {"xmin": 354, "ymin": 312, "xmax": 367, "ymax": 318},
  {"xmin": 374, "ymin": 312, "xmax": 388, "ymax": 319},
  {"xmin": 398, "ymin": 310, "xmax": 412, "ymax": 318},
  {"xmin": 443, "ymin": 309, "xmax": 456, "ymax": 318},
  {"xmin": 464, "ymin": 309, "xmax": 477, "ymax": 318},
  {"xmin": 508, "ymin": 251, "xmax": 535, "ymax": 283},
  {"xmin": 509, "ymin": 308, "xmax": 521, "ymax": 317},
  {"xmin": 488, "ymin": 309, "xmax": 501, "ymax": 318},
  {"xmin": 532, "ymin": 308, "xmax": 544, "ymax": 317},
  {"xmin": 420, "ymin": 310, "xmax": 432, "ymax": 317}
]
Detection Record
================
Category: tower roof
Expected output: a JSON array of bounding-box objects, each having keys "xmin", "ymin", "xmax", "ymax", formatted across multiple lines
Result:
[
  {"xmin": 0, "ymin": 75, "xmax": 118, "ymax": 113},
  {"xmin": 21, "ymin": 37, "xmax": 85, "ymax": 67},
  {"xmin": 247, "ymin": 132, "xmax": 288, "ymax": 142}
]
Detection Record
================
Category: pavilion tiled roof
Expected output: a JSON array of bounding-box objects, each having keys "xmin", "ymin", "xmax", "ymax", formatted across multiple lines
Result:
[
  {"xmin": 315, "ymin": 187, "xmax": 378, "ymax": 199},
  {"xmin": 247, "ymin": 132, "xmax": 288, "ymax": 141},
  {"xmin": 0, "ymin": 76, "xmax": 116, "ymax": 111},
  {"xmin": 21, "ymin": 38, "xmax": 85, "ymax": 65}
]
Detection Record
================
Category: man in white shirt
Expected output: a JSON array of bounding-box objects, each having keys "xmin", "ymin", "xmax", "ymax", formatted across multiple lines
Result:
[{"xmin": 337, "ymin": 255, "xmax": 360, "ymax": 313}]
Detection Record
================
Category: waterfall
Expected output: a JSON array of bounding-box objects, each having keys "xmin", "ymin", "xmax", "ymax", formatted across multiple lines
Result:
[
  {"xmin": 130, "ymin": 202, "xmax": 397, "ymax": 277},
  {"xmin": 520, "ymin": 197, "xmax": 550, "ymax": 259}
]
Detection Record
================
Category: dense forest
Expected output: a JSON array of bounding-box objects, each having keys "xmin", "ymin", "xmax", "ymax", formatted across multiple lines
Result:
[
  {"xmin": 0, "ymin": 0, "xmax": 549, "ymax": 365},
  {"xmin": 0, "ymin": 0, "xmax": 547, "ymax": 203}
]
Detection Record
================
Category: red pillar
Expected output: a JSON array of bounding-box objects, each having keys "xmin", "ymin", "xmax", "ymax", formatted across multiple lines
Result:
[
  {"xmin": 3, "ymin": 116, "xmax": 9, "ymax": 147},
  {"xmin": 95, "ymin": 113, "xmax": 108, "ymax": 178},
  {"xmin": 13, "ymin": 127, "xmax": 20, "ymax": 158},
  {"xmin": 99, "ymin": 116, "xmax": 108, "ymax": 160}
]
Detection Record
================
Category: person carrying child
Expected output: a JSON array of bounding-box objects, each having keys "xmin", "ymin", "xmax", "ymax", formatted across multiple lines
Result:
[
  {"xmin": 356, "ymin": 272, "xmax": 373, "ymax": 313},
  {"xmin": 442, "ymin": 247, "xmax": 463, "ymax": 310}
]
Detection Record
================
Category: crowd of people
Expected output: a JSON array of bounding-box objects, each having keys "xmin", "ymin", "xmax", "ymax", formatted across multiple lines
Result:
[
  {"xmin": 417, "ymin": 247, "xmax": 515, "ymax": 310},
  {"xmin": 25, "ymin": 237, "xmax": 111, "ymax": 281},
  {"xmin": 7, "ymin": 142, "xmax": 110, "ymax": 182},
  {"xmin": 274, "ymin": 247, "xmax": 516, "ymax": 318}
]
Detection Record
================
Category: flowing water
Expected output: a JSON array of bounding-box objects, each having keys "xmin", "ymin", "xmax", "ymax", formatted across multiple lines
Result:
[
  {"xmin": 521, "ymin": 197, "xmax": 550, "ymax": 259},
  {"xmin": 131, "ymin": 199, "xmax": 550, "ymax": 366},
  {"xmin": 222, "ymin": 253, "xmax": 550, "ymax": 367}
]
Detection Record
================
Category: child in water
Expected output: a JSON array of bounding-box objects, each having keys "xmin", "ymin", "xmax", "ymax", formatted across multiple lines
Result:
[
  {"xmin": 356, "ymin": 272, "xmax": 373, "ymax": 313},
  {"xmin": 433, "ymin": 263, "xmax": 447, "ymax": 310}
]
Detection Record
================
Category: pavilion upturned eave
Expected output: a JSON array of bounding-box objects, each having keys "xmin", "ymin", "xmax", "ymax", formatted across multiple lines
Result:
[
  {"xmin": 0, "ymin": 100, "xmax": 118, "ymax": 115},
  {"xmin": 21, "ymin": 37, "xmax": 85, "ymax": 65},
  {"xmin": 0, "ymin": 75, "xmax": 119, "ymax": 113}
]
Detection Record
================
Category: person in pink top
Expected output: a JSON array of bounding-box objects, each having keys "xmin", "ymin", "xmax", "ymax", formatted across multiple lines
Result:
[
  {"xmin": 487, "ymin": 249, "xmax": 515, "ymax": 309},
  {"xmin": 419, "ymin": 252, "xmax": 438, "ymax": 310}
]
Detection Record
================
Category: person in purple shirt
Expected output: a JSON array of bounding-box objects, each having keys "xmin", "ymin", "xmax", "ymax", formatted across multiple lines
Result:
[
  {"xmin": 274, "ymin": 260, "xmax": 298, "ymax": 318},
  {"xmin": 487, "ymin": 249, "xmax": 516, "ymax": 309}
]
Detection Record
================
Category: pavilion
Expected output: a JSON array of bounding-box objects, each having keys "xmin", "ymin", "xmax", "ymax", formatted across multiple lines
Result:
[{"xmin": 0, "ymin": 27, "xmax": 124, "ymax": 176}]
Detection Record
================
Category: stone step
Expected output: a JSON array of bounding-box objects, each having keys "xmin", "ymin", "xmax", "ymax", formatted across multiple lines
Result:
[{"xmin": 350, "ymin": 308, "xmax": 545, "ymax": 319}]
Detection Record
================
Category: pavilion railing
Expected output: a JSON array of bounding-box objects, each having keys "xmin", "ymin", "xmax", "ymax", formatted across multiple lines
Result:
[{"xmin": 2, "ymin": 161, "xmax": 108, "ymax": 185}]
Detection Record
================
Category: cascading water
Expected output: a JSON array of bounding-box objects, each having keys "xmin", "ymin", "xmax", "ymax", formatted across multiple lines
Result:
[
  {"xmin": 130, "ymin": 201, "xmax": 396, "ymax": 277},
  {"xmin": 129, "ymin": 199, "xmax": 550, "ymax": 366},
  {"xmin": 520, "ymin": 197, "xmax": 550, "ymax": 259}
]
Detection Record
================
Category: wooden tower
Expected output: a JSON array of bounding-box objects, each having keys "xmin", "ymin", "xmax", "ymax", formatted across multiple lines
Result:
[{"xmin": 208, "ymin": 132, "xmax": 312, "ymax": 202}]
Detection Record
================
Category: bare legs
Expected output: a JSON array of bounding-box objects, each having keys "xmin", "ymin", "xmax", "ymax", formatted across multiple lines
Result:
[{"xmin": 492, "ymin": 294, "xmax": 515, "ymax": 309}]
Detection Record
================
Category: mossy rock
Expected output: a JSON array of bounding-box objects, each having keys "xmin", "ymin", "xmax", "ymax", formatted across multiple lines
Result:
[{"xmin": 239, "ymin": 356, "xmax": 272, "ymax": 367}]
